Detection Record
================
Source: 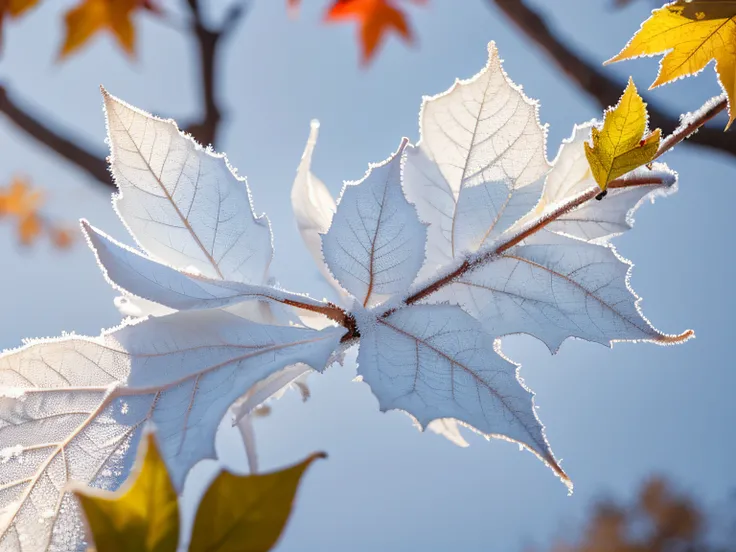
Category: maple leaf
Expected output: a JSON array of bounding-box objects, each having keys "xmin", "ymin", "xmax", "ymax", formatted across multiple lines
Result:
[
  {"xmin": 72, "ymin": 433, "xmax": 179, "ymax": 552},
  {"xmin": 60, "ymin": 0, "xmax": 158, "ymax": 59},
  {"xmin": 606, "ymin": 0, "xmax": 736, "ymax": 128},
  {"xmin": 584, "ymin": 78, "xmax": 661, "ymax": 192},
  {"xmin": 326, "ymin": 0, "xmax": 414, "ymax": 64}
]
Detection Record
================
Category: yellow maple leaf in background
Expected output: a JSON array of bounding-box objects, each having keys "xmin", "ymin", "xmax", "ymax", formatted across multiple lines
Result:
[
  {"xmin": 606, "ymin": 0, "xmax": 736, "ymax": 128},
  {"xmin": 584, "ymin": 78, "xmax": 661, "ymax": 192},
  {"xmin": 61, "ymin": 0, "xmax": 157, "ymax": 59},
  {"xmin": 73, "ymin": 433, "xmax": 180, "ymax": 552}
]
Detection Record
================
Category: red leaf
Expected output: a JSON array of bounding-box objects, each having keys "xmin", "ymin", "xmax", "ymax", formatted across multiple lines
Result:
[{"xmin": 326, "ymin": 0, "xmax": 414, "ymax": 64}]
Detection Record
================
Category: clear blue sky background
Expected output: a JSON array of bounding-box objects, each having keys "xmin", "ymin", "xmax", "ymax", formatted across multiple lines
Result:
[{"xmin": 1, "ymin": 1, "xmax": 735, "ymax": 550}]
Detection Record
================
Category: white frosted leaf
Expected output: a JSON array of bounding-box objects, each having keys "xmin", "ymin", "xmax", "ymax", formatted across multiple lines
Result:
[
  {"xmin": 0, "ymin": 311, "xmax": 341, "ymax": 551},
  {"xmin": 516, "ymin": 123, "xmax": 677, "ymax": 243},
  {"xmin": 403, "ymin": 42, "xmax": 549, "ymax": 281},
  {"xmin": 427, "ymin": 418, "xmax": 469, "ymax": 448},
  {"xmin": 355, "ymin": 304, "xmax": 567, "ymax": 486},
  {"xmin": 291, "ymin": 121, "xmax": 347, "ymax": 299},
  {"xmin": 104, "ymin": 90, "xmax": 272, "ymax": 283},
  {"xmin": 83, "ymin": 221, "xmax": 327, "ymax": 315},
  {"xmin": 426, "ymin": 230, "xmax": 691, "ymax": 353},
  {"xmin": 322, "ymin": 139, "xmax": 426, "ymax": 307},
  {"xmin": 230, "ymin": 363, "xmax": 312, "ymax": 426}
]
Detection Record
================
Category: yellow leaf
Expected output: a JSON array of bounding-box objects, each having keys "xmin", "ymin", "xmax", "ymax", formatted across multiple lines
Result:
[
  {"xmin": 606, "ymin": 0, "xmax": 736, "ymax": 128},
  {"xmin": 61, "ymin": 0, "xmax": 149, "ymax": 58},
  {"xmin": 72, "ymin": 433, "xmax": 179, "ymax": 552},
  {"xmin": 189, "ymin": 452, "xmax": 326, "ymax": 552},
  {"xmin": 584, "ymin": 78, "xmax": 661, "ymax": 192}
]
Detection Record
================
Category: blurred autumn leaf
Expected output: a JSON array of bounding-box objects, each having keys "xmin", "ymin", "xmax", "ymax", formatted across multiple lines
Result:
[
  {"xmin": 325, "ymin": 0, "xmax": 417, "ymax": 64},
  {"xmin": 189, "ymin": 452, "xmax": 326, "ymax": 552},
  {"xmin": 584, "ymin": 78, "xmax": 661, "ymax": 193},
  {"xmin": 71, "ymin": 433, "xmax": 324, "ymax": 552},
  {"xmin": 544, "ymin": 478, "xmax": 724, "ymax": 552},
  {"xmin": 73, "ymin": 433, "xmax": 180, "ymax": 552},
  {"xmin": 607, "ymin": 0, "xmax": 736, "ymax": 128},
  {"xmin": 0, "ymin": 177, "xmax": 75, "ymax": 248},
  {"xmin": 61, "ymin": 0, "xmax": 159, "ymax": 59}
]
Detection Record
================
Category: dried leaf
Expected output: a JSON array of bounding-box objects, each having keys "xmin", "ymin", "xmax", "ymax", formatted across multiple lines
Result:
[
  {"xmin": 584, "ymin": 78, "xmax": 661, "ymax": 192},
  {"xmin": 607, "ymin": 0, "xmax": 736, "ymax": 128}
]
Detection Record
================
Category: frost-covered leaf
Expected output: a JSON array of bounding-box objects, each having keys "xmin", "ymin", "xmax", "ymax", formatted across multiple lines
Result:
[
  {"xmin": 290, "ymin": 121, "xmax": 347, "ymax": 301},
  {"xmin": 104, "ymin": 90, "xmax": 272, "ymax": 284},
  {"xmin": 583, "ymin": 79, "xmax": 661, "ymax": 192},
  {"xmin": 403, "ymin": 42, "xmax": 548, "ymax": 281},
  {"xmin": 0, "ymin": 311, "xmax": 341, "ymax": 551},
  {"xmin": 83, "ymin": 221, "xmax": 326, "ymax": 315},
  {"xmin": 517, "ymin": 123, "xmax": 677, "ymax": 244},
  {"xmin": 322, "ymin": 138, "xmax": 426, "ymax": 307},
  {"xmin": 423, "ymin": 229, "xmax": 691, "ymax": 353},
  {"xmin": 355, "ymin": 303, "xmax": 567, "ymax": 485}
]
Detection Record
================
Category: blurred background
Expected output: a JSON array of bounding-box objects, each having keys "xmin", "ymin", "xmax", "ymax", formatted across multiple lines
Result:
[{"xmin": 0, "ymin": 0, "xmax": 734, "ymax": 550}]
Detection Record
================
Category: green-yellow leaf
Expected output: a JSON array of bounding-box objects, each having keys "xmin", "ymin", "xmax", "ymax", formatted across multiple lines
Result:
[
  {"xmin": 72, "ymin": 433, "xmax": 179, "ymax": 552},
  {"xmin": 189, "ymin": 452, "xmax": 326, "ymax": 552},
  {"xmin": 584, "ymin": 78, "xmax": 661, "ymax": 191}
]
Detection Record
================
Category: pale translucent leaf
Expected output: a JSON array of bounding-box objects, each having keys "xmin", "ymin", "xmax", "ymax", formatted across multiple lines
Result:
[
  {"xmin": 403, "ymin": 42, "xmax": 549, "ymax": 282},
  {"xmin": 230, "ymin": 363, "xmax": 312, "ymax": 426},
  {"xmin": 291, "ymin": 121, "xmax": 347, "ymax": 300},
  {"xmin": 322, "ymin": 139, "xmax": 426, "ymax": 307},
  {"xmin": 427, "ymin": 418, "xmax": 469, "ymax": 448},
  {"xmin": 104, "ymin": 90, "xmax": 272, "ymax": 284},
  {"xmin": 355, "ymin": 304, "xmax": 568, "ymax": 486},
  {"xmin": 514, "ymin": 123, "xmax": 677, "ymax": 243},
  {"xmin": 424, "ymin": 230, "xmax": 691, "ymax": 353},
  {"xmin": 0, "ymin": 311, "xmax": 341, "ymax": 551},
  {"xmin": 83, "ymin": 221, "xmax": 326, "ymax": 315}
]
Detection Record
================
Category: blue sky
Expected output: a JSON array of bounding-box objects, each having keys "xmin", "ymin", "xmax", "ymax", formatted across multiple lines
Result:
[{"xmin": 1, "ymin": 0, "xmax": 735, "ymax": 550}]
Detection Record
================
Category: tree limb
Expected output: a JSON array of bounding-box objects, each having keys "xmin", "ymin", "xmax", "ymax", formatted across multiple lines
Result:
[
  {"xmin": 183, "ymin": 0, "xmax": 248, "ymax": 147},
  {"xmin": 0, "ymin": 1, "xmax": 249, "ymax": 192},
  {"xmin": 488, "ymin": 0, "xmax": 736, "ymax": 158},
  {"xmin": 0, "ymin": 85, "xmax": 113, "ymax": 188}
]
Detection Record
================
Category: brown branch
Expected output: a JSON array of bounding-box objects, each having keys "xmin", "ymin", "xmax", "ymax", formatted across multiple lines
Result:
[
  {"xmin": 488, "ymin": 0, "xmax": 736, "ymax": 158},
  {"xmin": 402, "ymin": 176, "xmax": 664, "ymax": 307},
  {"xmin": 183, "ymin": 0, "xmax": 248, "ymax": 147},
  {"xmin": 0, "ymin": 85, "xmax": 113, "ymax": 188}
]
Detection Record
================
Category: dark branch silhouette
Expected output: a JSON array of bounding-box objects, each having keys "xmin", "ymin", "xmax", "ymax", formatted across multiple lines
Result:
[
  {"xmin": 0, "ymin": 0, "xmax": 248, "ymax": 192},
  {"xmin": 487, "ymin": 0, "xmax": 736, "ymax": 158}
]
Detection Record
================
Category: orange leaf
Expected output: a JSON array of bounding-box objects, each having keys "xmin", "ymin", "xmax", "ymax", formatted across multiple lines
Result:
[
  {"xmin": 326, "ymin": 0, "xmax": 414, "ymax": 64},
  {"xmin": 50, "ymin": 227, "xmax": 75, "ymax": 249},
  {"xmin": 18, "ymin": 213, "xmax": 41, "ymax": 245},
  {"xmin": 0, "ymin": 177, "xmax": 42, "ymax": 217},
  {"xmin": 60, "ymin": 0, "xmax": 153, "ymax": 59}
]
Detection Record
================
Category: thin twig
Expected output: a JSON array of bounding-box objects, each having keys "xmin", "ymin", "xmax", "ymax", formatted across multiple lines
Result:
[
  {"xmin": 488, "ymin": 0, "xmax": 736, "ymax": 158},
  {"xmin": 653, "ymin": 95, "xmax": 729, "ymax": 161}
]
